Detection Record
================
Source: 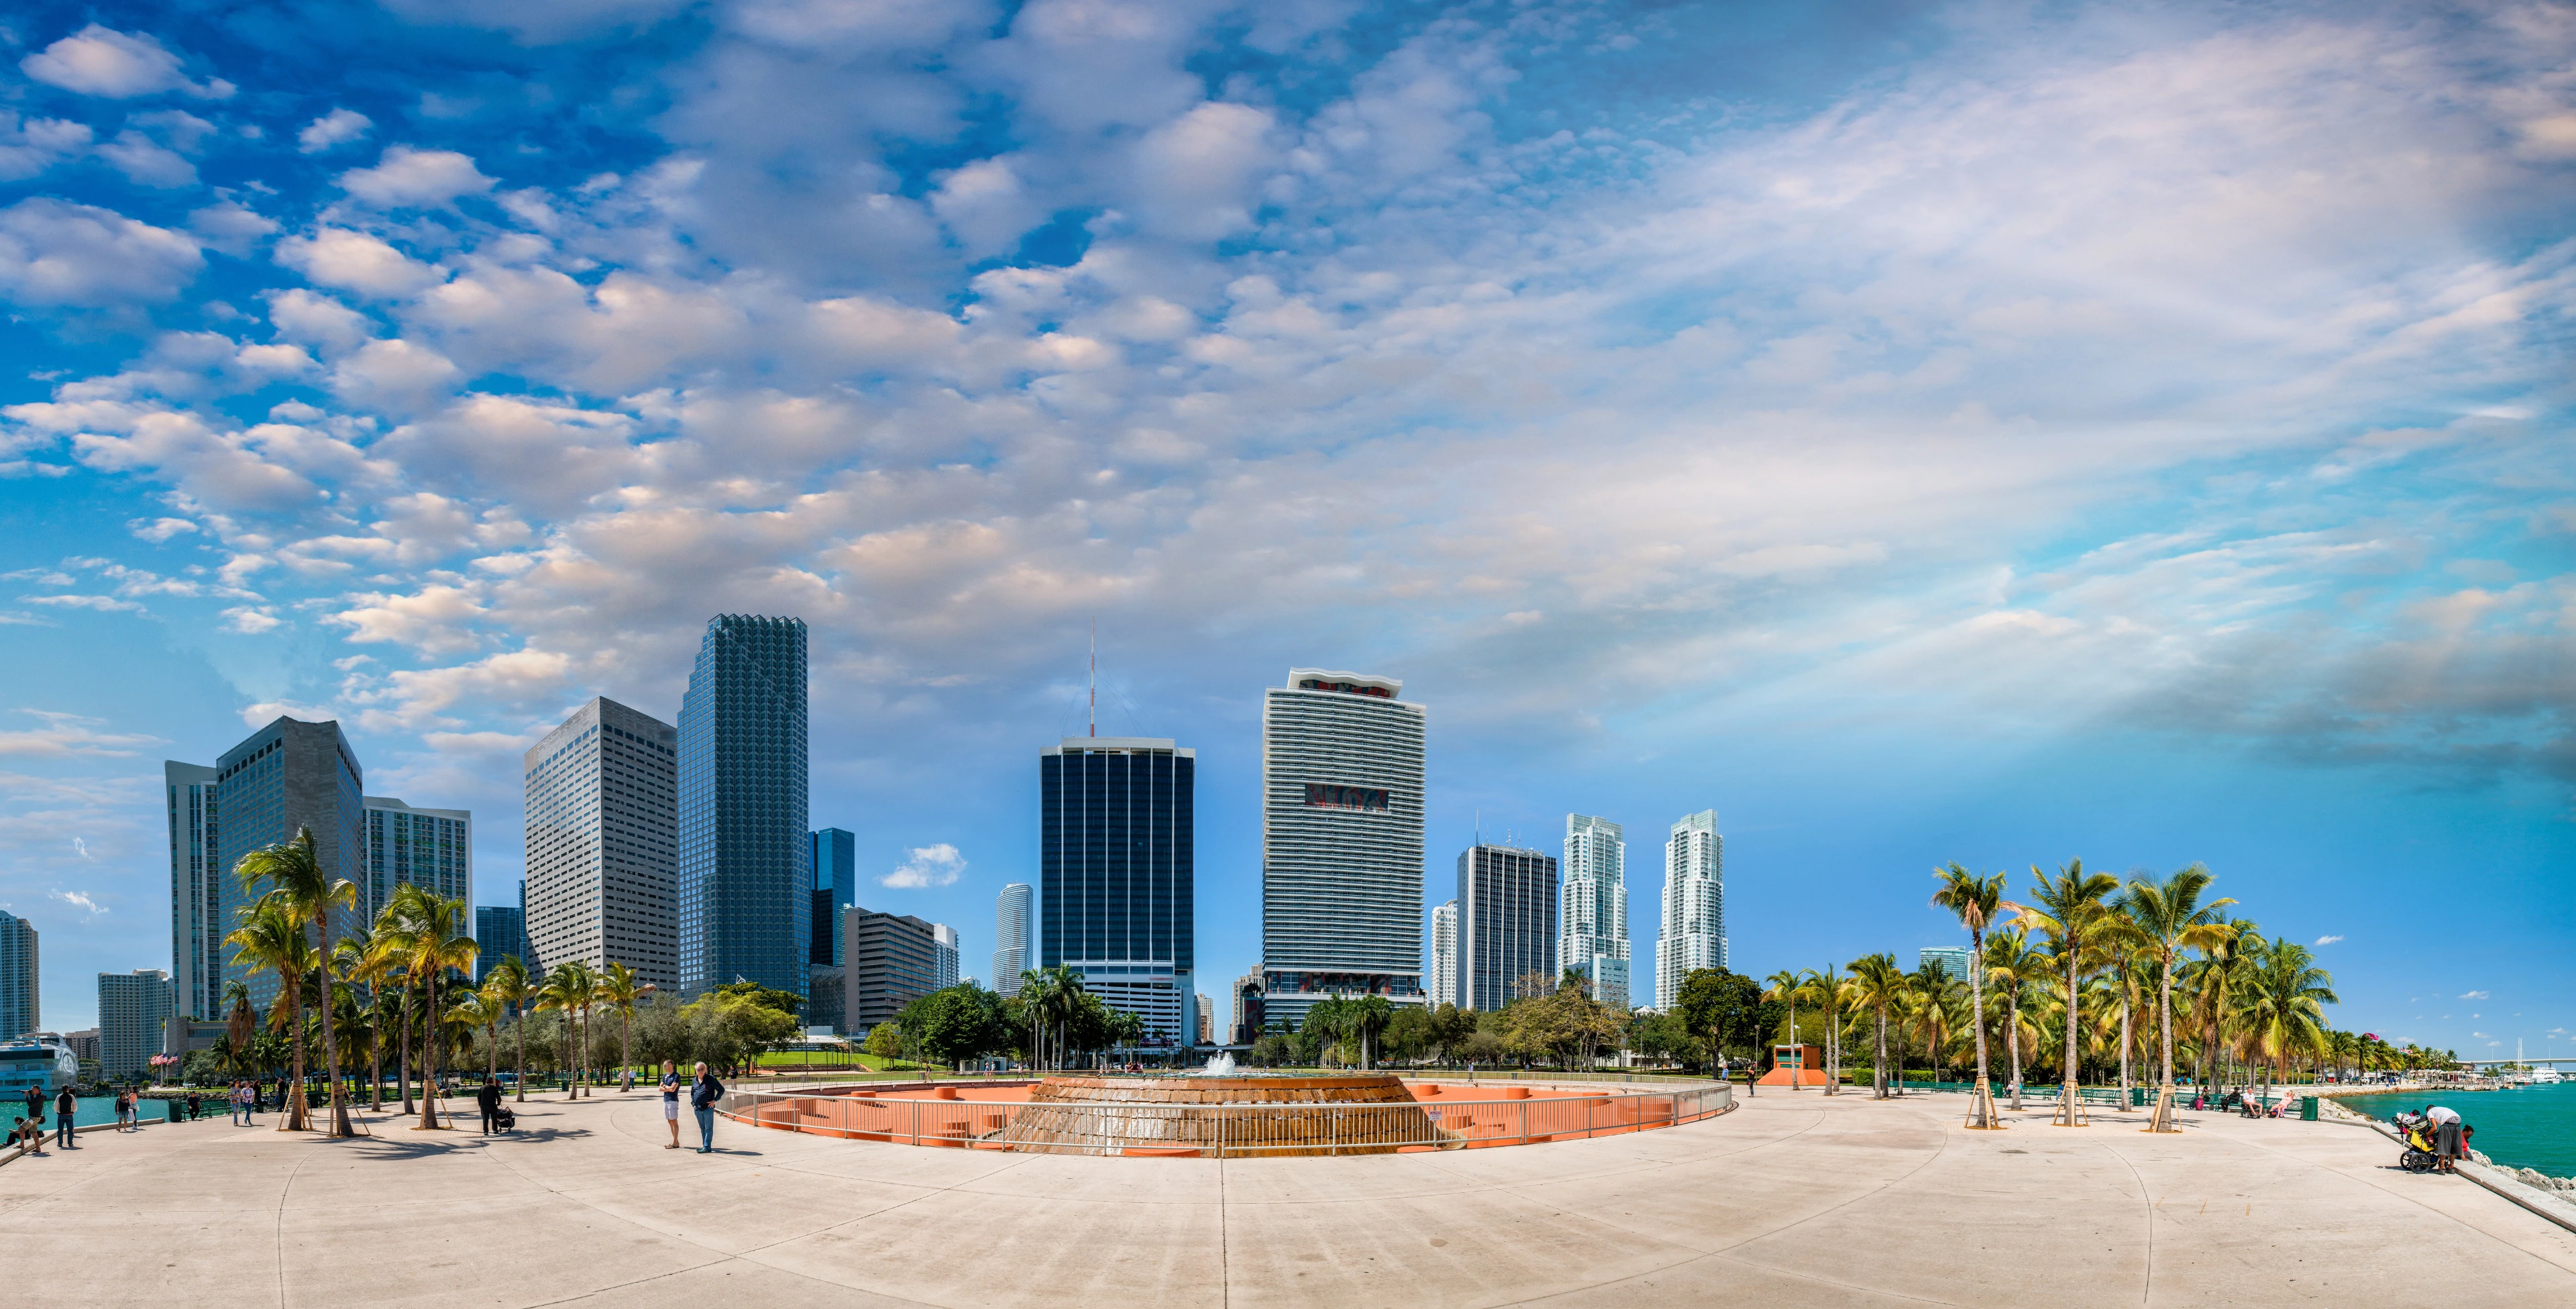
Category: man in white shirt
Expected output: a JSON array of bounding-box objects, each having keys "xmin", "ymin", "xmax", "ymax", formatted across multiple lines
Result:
[{"xmin": 2427, "ymin": 1104, "xmax": 2463, "ymax": 1171}]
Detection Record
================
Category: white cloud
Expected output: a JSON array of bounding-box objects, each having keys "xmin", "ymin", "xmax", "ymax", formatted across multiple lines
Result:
[
  {"xmin": 97, "ymin": 129, "xmax": 198, "ymax": 187},
  {"xmin": 19, "ymin": 25, "xmax": 227, "ymax": 100},
  {"xmin": 298, "ymin": 109, "xmax": 373, "ymax": 154},
  {"xmin": 881, "ymin": 842, "xmax": 966, "ymax": 888},
  {"xmin": 2314, "ymin": 934, "xmax": 2343, "ymax": 945},
  {"xmin": 189, "ymin": 203, "xmax": 280, "ymax": 256},
  {"xmin": 0, "ymin": 711, "xmax": 162, "ymax": 757},
  {"xmin": 338, "ymin": 146, "xmax": 496, "ymax": 208},
  {"xmin": 0, "ymin": 113, "xmax": 93, "ymax": 181},
  {"xmin": 127, "ymin": 517, "xmax": 198, "ymax": 542},
  {"xmin": 20, "ymin": 594, "xmax": 147, "ymax": 614},
  {"xmin": 48, "ymin": 888, "xmax": 105, "ymax": 918},
  {"xmin": 2461, "ymin": 990, "xmax": 2491, "ymax": 1000},
  {"xmin": 275, "ymin": 227, "xmax": 444, "ymax": 299},
  {"xmin": 325, "ymin": 584, "xmax": 487, "ymax": 654},
  {"xmin": 0, "ymin": 199, "xmax": 203, "ymax": 307}
]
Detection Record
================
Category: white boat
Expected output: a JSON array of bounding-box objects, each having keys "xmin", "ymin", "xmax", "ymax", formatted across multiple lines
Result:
[
  {"xmin": 2532, "ymin": 1067, "xmax": 2565, "ymax": 1085},
  {"xmin": 0, "ymin": 1033, "xmax": 80, "ymax": 1100}
]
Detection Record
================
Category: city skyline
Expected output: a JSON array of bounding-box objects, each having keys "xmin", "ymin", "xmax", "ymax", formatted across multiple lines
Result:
[{"xmin": 3, "ymin": 2, "xmax": 2570, "ymax": 1057}]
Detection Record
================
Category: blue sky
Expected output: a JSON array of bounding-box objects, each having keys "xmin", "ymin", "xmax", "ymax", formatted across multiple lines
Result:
[{"xmin": 1, "ymin": 1, "xmax": 2569, "ymax": 1059}]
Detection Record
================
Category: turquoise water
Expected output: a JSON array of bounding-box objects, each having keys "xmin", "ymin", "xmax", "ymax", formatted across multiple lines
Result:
[
  {"xmin": 6, "ymin": 1096, "xmax": 193, "ymax": 1131},
  {"xmin": 2339, "ymin": 1083, "xmax": 2576, "ymax": 1177}
]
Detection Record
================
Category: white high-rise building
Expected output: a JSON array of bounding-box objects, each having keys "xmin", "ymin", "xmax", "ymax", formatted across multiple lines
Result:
[
  {"xmin": 1428, "ymin": 900, "xmax": 1458, "ymax": 1009},
  {"xmin": 1656, "ymin": 809, "xmax": 1725, "ymax": 1010},
  {"xmin": 992, "ymin": 882, "xmax": 1032, "ymax": 995},
  {"xmin": 1259, "ymin": 669, "xmax": 1428, "ymax": 1032},
  {"xmin": 1560, "ymin": 815, "xmax": 1630, "ymax": 1010},
  {"xmin": 524, "ymin": 697, "xmax": 679, "ymax": 990},
  {"xmin": 932, "ymin": 923, "xmax": 960, "ymax": 990}
]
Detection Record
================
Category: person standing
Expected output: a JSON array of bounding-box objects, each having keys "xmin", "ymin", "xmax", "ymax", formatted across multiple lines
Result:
[
  {"xmin": 54, "ymin": 1086, "xmax": 77, "ymax": 1148},
  {"xmin": 659, "ymin": 1060, "xmax": 682, "ymax": 1149},
  {"xmin": 688, "ymin": 1062, "xmax": 723, "ymax": 1154},
  {"xmin": 2428, "ymin": 1104, "xmax": 2464, "ymax": 1173}
]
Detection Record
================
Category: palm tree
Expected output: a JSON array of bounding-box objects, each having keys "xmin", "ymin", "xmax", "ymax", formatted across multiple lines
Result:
[
  {"xmin": 1798, "ymin": 963, "xmax": 1847, "ymax": 1095},
  {"xmin": 222, "ymin": 979, "xmax": 256, "ymax": 1053},
  {"xmin": 535, "ymin": 961, "xmax": 598, "ymax": 1097},
  {"xmin": 388, "ymin": 886, "xmax": 478, "ymax": 1129},
  {"xmin": 233, "ymin": 827, "xmax": 360, "ymax": 1137},
  {"xmin": 600, "ymin": 963, "xmax": 645, "ymax": 1090},
  {"xmin": 482, "ymin": 956, "xmax": 532, "ymax": 1100},
  {"xmin": 2004, "ymin": 860, "xmax": 2121, "ymax": 1124},
  {"xmin": 1305, "ymin": 996, "xmax": 1350, "ymax": 1067},
  {"xmin": 1350, "ymin": 994, "xmax": 1395, "ymax": 1070},
  {"xmin": 471, "ymin": 980, "xmax": 511, "ymax": 1085},
  {"xmin": 1931, "ymin": 863, "xmax": 2008, "ymax": 1127},
  {"xmin": 2182, "ymin": 917, "xmax": 2261, "ymax": 1091},
  {"xmin": 1760, "ymin": 970, "xmax": 1804, "ymax": 1090},
  {"xmin": 2116, "ymin": 865, "xmax": 2236, "ymax": 1129},
  {"xmin": 1846, "ymin": 953, "xmax": 1906, "ymax": 1098},
  {"xmin": 1016, "ymin": 967, "xmax": 1060, "ymax": 1070},
  {"xmin": 1981, "ymin": 927, "xmax": 2044, "ymax": 1110},
  {"xmin": 225, "ymin": 896, "xmax": 318, "ymax": 1131},
  {"xmin": 2233, "ymin": 939, "xmax": 2339, "ymax": 1104}
]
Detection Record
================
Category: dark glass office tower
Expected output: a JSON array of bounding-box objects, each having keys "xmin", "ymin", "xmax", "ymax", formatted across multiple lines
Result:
[
  {"xmin": 810, "ymin": 827, "xmax": 855, "ymax": 966},
  {"xmin": 1456, "ymin": 843, "xmax": 1558, "ymax": 1012},
  {"xmin": 475, "ymin": 904, "xmax": 527, "ymax": 982},
  {"xmin": 676, "ymin": 615, "xmax": 810, "ymax": 1000},
  {"xmin": 201, "ymin": 717, "xmax": 365, "ymax": 1012},
  {"xmin": 1039, "ymin": 737, "xmax": 1195, "ymax": 1045}
]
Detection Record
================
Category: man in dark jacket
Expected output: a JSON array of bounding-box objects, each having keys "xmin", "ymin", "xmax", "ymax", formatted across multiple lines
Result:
[
  {"xmin": 688, "ymin": 1063, "xmax": 724, "ymax": 1153},
  {"xmin": 54, "ymin": 1086, "xmax": 77, "ymax": 1148},
  {"xmin": 476, "ymin": 1076, "xmax": 504, "ymax": 1135}
]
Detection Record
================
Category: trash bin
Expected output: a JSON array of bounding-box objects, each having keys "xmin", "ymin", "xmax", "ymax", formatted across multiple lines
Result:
[{"xmin": 2300, "ymin": 1095, "xmax": 2318, "ymax": 1121}]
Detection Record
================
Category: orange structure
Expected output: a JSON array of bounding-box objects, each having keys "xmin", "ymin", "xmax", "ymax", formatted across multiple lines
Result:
[{"xmin": 1757, "ymin": 1043, "xmax": 1832, "ymax": 1087}]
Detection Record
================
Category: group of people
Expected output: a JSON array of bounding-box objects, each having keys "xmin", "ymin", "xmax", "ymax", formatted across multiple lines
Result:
[
  {"xmin": 2396, "ymin": 1104, "xmax": 2474, "ymax": 1173},
  {"xmin": 11, "ymin": 1085, "xmax": 162, "ymax": 1154}
]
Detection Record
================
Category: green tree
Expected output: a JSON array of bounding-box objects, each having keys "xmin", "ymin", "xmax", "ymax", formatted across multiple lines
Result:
[
  {"xmin": 600, "ymin": 962, "xmax": 646, "ymax": 1087},
  {"xmin": 1931, "ymin": 863, "xmax": 2008, "ymax": 1125},
  {"xmin": 710, "ymin": 980, "xmax": 805, "ymax": 1017},
  {"xmin": 232, "ymin": 827, "xmax": 360, "ymax": 1135},
  {"xmin": 1349, "ymin": 994, "xmax": 1395, "ymax": 1070},
  {"xmin": 906, "ymin": 984, "xmax": 1008, "ymax": 1066},
  {"xmin": 1844, "ymin": 953, "xmax": 1907, "ymax": 1098},
  {"xmin": 1674, "ymin": 967, "xmax": 1766, "ymax": 1080},
  {"xmin": 482, "ymin": 955, "xmax": 533, "ymax": 1102},
  {"xmin": 386, "ymin": 886, "xmax": 480, "ymax": 1128},
  {"xmin": 535, "ymin": 961, "xmax": 598, "ymax": 1098},
  {"xmin": 2116, "ymin": 866, "xmax": 2237, "ymax": 1104},
  {"xmin": 864, "ymin": 1021, "xmax": 906, "ymax": 1061},
  {"xmin": 2004, "ymin": 859, "xmax": 2123, "ymax": 1110},
  {"xmin": 225, "ymin": 898, "xmax": 318, "ymax": 1129},
  {"xmin": 1980, "ymin": 927, "xmax": 2045, "ymax": 1108},
  {"xmin": 2232, "ymin": 938, "xmax": 2338, "ymax": 1102}
]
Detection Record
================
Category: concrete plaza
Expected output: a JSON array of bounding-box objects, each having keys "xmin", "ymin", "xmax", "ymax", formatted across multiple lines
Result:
[{"xmin": 3, "ymin": 1086, "xmax": 2571, "ymax": 1306}]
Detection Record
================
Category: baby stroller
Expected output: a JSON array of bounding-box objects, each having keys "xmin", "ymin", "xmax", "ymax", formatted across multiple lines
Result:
[
  {"xmin": 2395, "ymin": 1115, "xmax": 2438, "ymax": 1173},
  {"xmin": 496, "ymin": 1106, "xmax": 517, "ymax": 1132}
]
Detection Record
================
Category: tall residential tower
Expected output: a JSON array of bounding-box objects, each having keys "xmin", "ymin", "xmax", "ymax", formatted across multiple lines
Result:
[
  {"xmin": 1560, "ymin": 814, "xmax": 1630, "ymax": 1010},
  {"xmin": 0, "ymin": 911, "xmax": 34, "ymax": 1037},
  {"xmin": 676, "ymin": 615, "xmax": 810, "ymax": 1000},
  {"xmin": 1655, "ymin": 809, "xmax": 1725, "ymax": 1010},
  {"xmin": 1259, "ymin": 670, "xmax": 1426, "ymax": 1031},
  {"xmin": 1040, "ymin": 737, "xmax": 1195, "ymax": 1043},
  {"xmin": 172, "ymin": 717, "xmax": 365, "ymax": 1012},
  {"xmin": 525, "ymin": 697, "xmax": 680, "ymax": 990},
  {"xmin": 1427, "ymin": 900, "xmax": 1457, "ymax": 1012},
  {"xmin": 992, "ymin": 882, "xmax": 1032, "ymax": 996}
]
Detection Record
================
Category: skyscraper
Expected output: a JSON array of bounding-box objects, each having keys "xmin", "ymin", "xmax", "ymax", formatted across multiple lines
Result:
[
  {"xmin": 810, "ymin": 827, "xmax": 855, "ymax": 967},
  {"xmin": 0, "ymin": 910, "xmax": 35, "ymax": 1037},
  {"xmin": 525, "ymin": 697, "xmax": 680, "ymax": 990},
  {"xmin": 164, "ymin": 761, "xmax": 219, "ymax": 1023},
  {"xmin": 677, "ymin": 615, "xmax": 810, "ymax": 1001},
  {"xmin": 992, "ymin": 882, "xmax": 1032, "ymax": 996},
  {"xmin": 178, "ymin": 717, "xmax": 364, "ymax": 1011},
  {"xmin": 97, "ymin": 970, "xmax": 174, "ymax": 1080},
  {"xmin": 1560, "ymin": 814, "xmax": 1631, "ymax": 1010},
  {"xmin": 1428, "ymin": 900, "xmax": 1458, "ymax": 1009},
  {"xmin": 1260, "ymin": 670, "xmax": 1426, "ymax": 1031},
  {"xmin": 364, "ymin": 795, "xmax": 472, "ymax": 917},
  {"xmin": 475, "ymin": 903, "xmax": 528, "ymax": 982},
  {"xmin": 1040, "ymin": 737, "xmax": 1195, "ymax": 1043},
  {"xmin": 844, "ymin": 905, "xmax": 937, "ymax": 1034},
  {"xmin": 932, "ymin": 923, "xmax": 960, "ymax": 990},
  {"xmin": 1656, "ymin": 809, "xmax": 1725, "ymax": 1010},
  {"xmin": 1917, "ymin": 946, "xmax": 1972, "ymax": 984},
  {"xmin": 1455, "ymin": 844, "xmax": 1558, "ymax": 1012}
]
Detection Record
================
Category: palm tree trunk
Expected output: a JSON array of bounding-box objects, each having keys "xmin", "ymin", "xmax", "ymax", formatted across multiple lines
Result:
[
  {"xmin": 2007, "ymin": 994, "xmax": 2025, "ymax": 1110},
  {"xmin": 2158, "ymin": 963, "xmax": 2175, "ymax": 1088},
  {"xmin": 398, "ymin": 989, "xmax": 415, "ymax": 1114},
  {"xmin": 283, "ymin": 986, "xmax": 310, "ymax": 1131},
  {"xmin": 2062, "ymin": 949, "xmax": 2080, "ymax": 1098},
  {"xmin": 417, "ymin": 970, "xmax": 441, "ymax": 1129},
  {"xmin": 515, "ymin": 1016, "xmax": 527, "ymax": 1102},
  {"xmin": 315, "ymin": 925, "xmax": 349, "ymax": 1137},
  {"xmin": 2118, "ymin": 988, "xmax": 2133, "ymax": 1103},
  {"xmin": 1874, "ymin": 1007, "xmax": 1888, "ymax": 1098}
]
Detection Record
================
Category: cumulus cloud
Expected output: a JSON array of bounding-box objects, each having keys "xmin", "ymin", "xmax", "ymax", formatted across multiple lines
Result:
[
  {"xmin": 298, "ymin": 109, "xmax": 373, "ymax": 154},
  {"xmin": 2461, "ymin": 990, "xmax": 2491, "ymax": 1000},
  {"xmin": 0, "ymin": 710, "xmax": 162, "ymax": 757},
  {"xmin": 275, "ymin": 227, "xmax": 444, "ymax": 298},
  {"xmin": 0, "ymin": 199, "xmax": 203, "ymax": 307},
  {"xmin": 2314, "ymin": 934, "xmax": 2343, "ymax": 945},
  {"xmin": 881, "ymin": 842, "xmax": 965, "ymax": 888},
  {"xmin": 338, "ymin": 146, "xmax": 496, "ymax": 207},
  {"xmin": 48, "ymin": 888, "xmax": 106, "ymax": 918},
  {"xmin": 19, "ymin": 25, "xmax": 230, "ymax": 100},
  {"xmin": 0, "ymin": 113, "xmax": 93, "ymax": 181}
]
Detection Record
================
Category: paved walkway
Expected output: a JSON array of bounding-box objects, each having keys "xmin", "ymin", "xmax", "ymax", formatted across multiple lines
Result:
[{"xmin": 3, "ymin": 1088, "xmax": 2572, "ymax": 1306}]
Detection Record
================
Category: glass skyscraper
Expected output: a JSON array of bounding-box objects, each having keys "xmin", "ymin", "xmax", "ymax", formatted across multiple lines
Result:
[
  {"xmin": 476, "ymin": 902, "xmax": 528, "ymax": 982},
  {"xmin": 1456, "ymin": 844, "xmax": 1557, "ymax": 1012},
  {"xmin": 364, "ymin": 795, "xmax": 473, "ymax": 919},
  {"xmin": 182, "ymin": 717, "xmax": 365, "ymax": 1012},
  {"xmin": 676, "ymin": 615, "xmax": 810, "ymax": 1000},
  {"xmin": 1560, "ymin": 814, "xmax": 1630, "ymax": 1010},
  {"xmin": 1656, "ymin": 809, "xmax": 1725, "ymax": 1010},
  {"xmin": 1427, "ymin": 900, "xmax": 1458, "ymax": 1010},
  {"xmin": 810, "ymin": 827, "xmax": 855, "ymax": 967},
  {"xmin": 0, "ymin": 910, "xmax": 35, "ymax": 1039},
  {"xmin": 992, "ymin": 882, "xmax": 1032, "ymax": 996},
  {"xmin": 1259, "ymin": 670, "xmax": 1426, "ymax": 1031},
  {"xmin": 97, "ymin": 969, "xmax": 173, "ymax": 1080},
  {"xmin": 1040, "ymin": 737, "xmax": 1195, "ymax": 1044}
]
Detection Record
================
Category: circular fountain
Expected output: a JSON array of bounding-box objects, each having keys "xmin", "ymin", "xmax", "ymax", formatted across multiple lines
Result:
[{"xmin": 1004, "ymin": 1069, "xmax": 1438, "ymax": 1156}]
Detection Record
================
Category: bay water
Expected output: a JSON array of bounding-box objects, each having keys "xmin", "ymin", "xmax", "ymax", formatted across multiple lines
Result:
[{"xmin": 2339, "ymin": 1082, "xmax": 2576, "ymax": 1177}]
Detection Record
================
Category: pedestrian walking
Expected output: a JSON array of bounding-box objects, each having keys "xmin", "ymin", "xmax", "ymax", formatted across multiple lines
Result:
[
  {"xmin": 659, "ymin": 1060, "xmax": 682, "ymax": 1149},
  {"xmin": 54, "ymin": 1086, "xmax": 77, "ymax": 1148},
  {"xmin": 477, "ymin": 1076, "xmax": 504, "ymax": 1135},
  {"xmin": 688, "ymin": 1062, "xmax": 723, "ymax": 1154}
]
